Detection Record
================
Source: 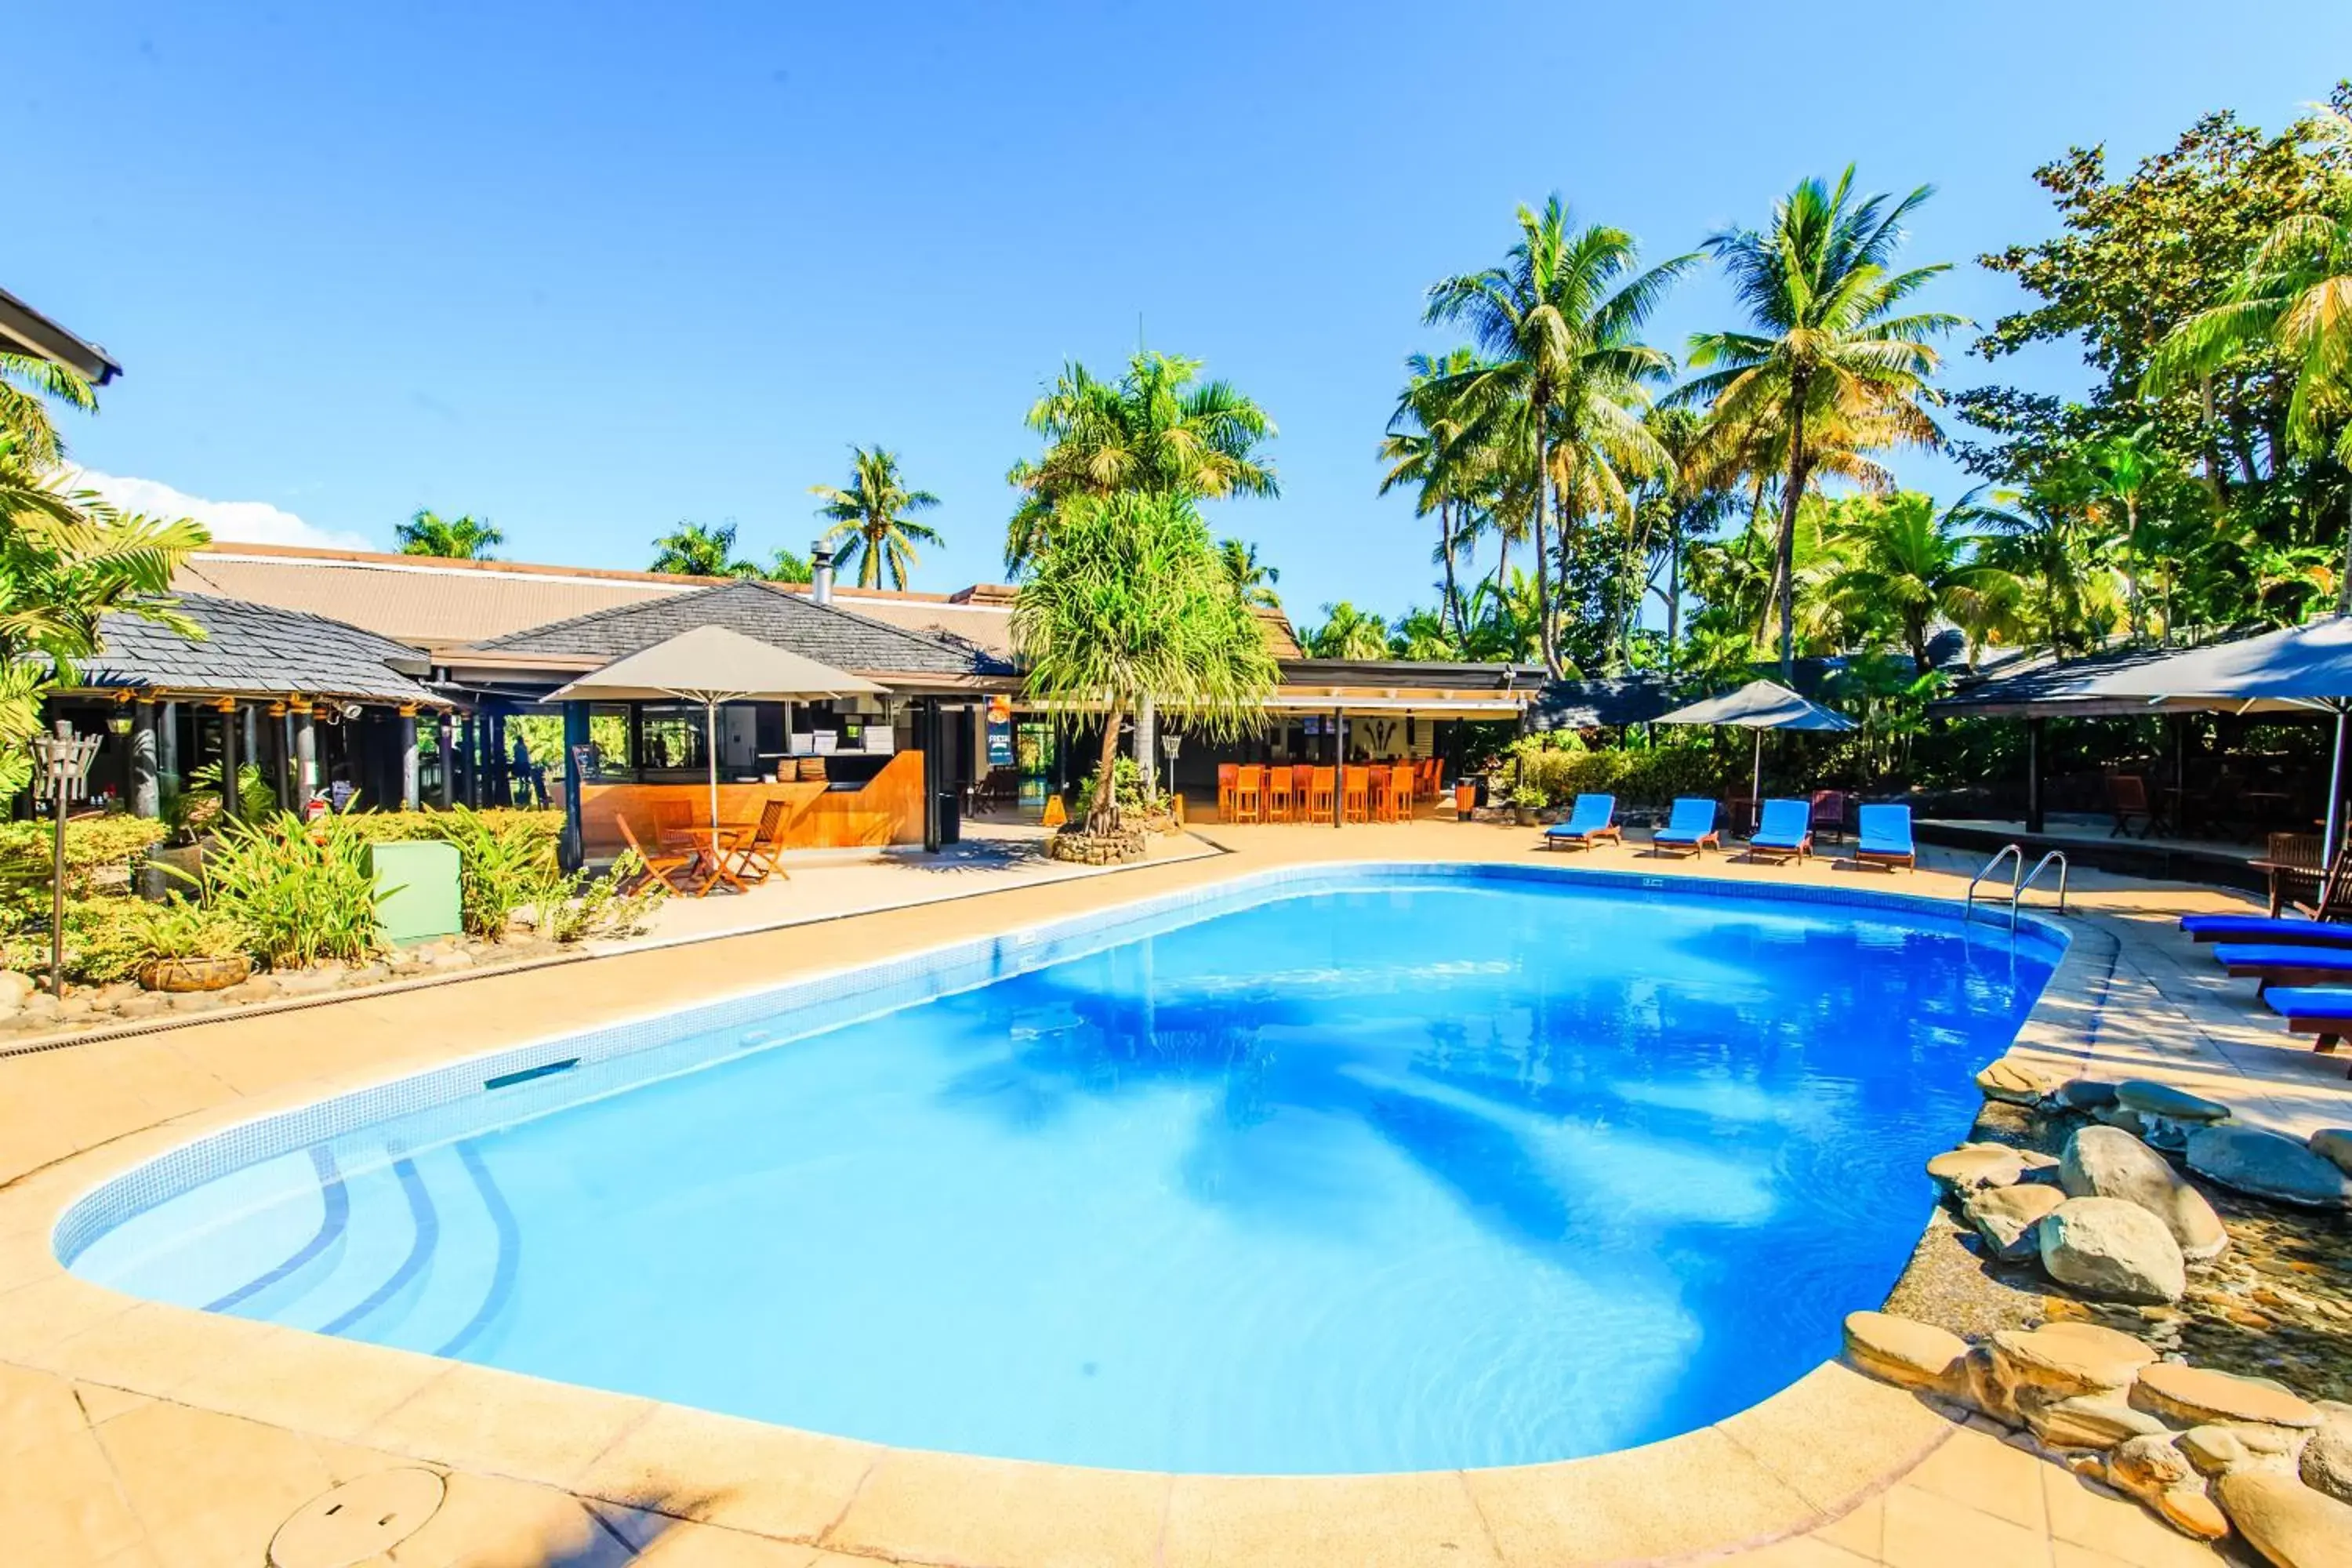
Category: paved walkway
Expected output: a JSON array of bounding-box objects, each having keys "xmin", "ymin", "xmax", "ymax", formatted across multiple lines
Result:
[{"xmin": 5, "ymin": 818, "xmax": 2336, "ymax": 1568}]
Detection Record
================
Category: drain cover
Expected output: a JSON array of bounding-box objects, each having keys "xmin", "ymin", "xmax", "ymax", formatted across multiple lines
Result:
[{"xmin": 269, "ymin": 1467, "xmax": 446, "ymax": 1568}]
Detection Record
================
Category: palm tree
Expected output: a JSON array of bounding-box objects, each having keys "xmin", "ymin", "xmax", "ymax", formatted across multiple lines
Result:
[
  {"xmin": 1682, "ymin": 169, "xmax": 1963, "ymax": 677},
  {"xmin": 2147, "ymin": 103, "xmax": 2352, "ymax": 609},
  {"xmin": 810, "ymin": 446, "xmax": 943, "ymax": 590},
  {"xmin": 1013, "ymin": 491, "xmax": 1276, "ymax": 834},
  {"xmin": 0, "ymin": 352, "xmax": 96, "ymax": 468},
  {"xmin": 649, "ymin": 521, "xmax": 758, "ymax": 578},
  {"xmin": 395, "ymin": 509, "xmax": 504, "ymax": 559},
  {"xmin": 765, "ymin": 545, "xmax": 813, "ymax": 584},
  {"xmin": 1381, "ymin": 349, "xmax": 1492, "ymax": 636},
  {"xmin": 1424, "ymin": 197, "xmax": 1692, "ymax": 677},
  {"xmin": 1006, "ymin": 350, "xmax": 1277, "ymax": 573},
  {"xmin": 2079, "ymin": 426, "xmax": 2167, "ymax": 637},
  {"xmin": 1218, "ymin": 538, "xmax": 1282, "ymax": 608},
  {"xmin": 1819, "ymin": 492, "xmax": 2022, "ymax": 670},
  {"xmin": 1305, "ymin": 601, "xmax": 1393, "ymax": 659}
]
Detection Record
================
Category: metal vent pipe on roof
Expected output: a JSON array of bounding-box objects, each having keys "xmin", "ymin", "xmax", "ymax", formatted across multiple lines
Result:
[{"xmin": 811, "ymin": 543, "xmax": 834, "ymax": 606}]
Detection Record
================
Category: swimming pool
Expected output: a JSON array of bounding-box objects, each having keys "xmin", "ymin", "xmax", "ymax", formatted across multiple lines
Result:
[{"xmin": 62, "ymin": 864, "xmax": 2063, "ymax": 1474}]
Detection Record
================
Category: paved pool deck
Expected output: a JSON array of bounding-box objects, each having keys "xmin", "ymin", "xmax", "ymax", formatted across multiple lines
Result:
[{"xmin": 5, "ymin": 818, "xmax": 2336, "ymax": 1568}]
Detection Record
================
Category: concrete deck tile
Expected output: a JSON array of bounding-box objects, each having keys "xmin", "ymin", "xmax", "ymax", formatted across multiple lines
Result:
[
  {"xmin": 2, "ymin": 1355, "xmax": 97, "ymax": 1458},
  {"xmin": 1878, "ymin": 1483, "xmax": 2051, "ymax": 1568},
  {"xmin": 1901, "ymin": 1422, "xmax": 2052, "ymax": 1534},
  {"xmin": 1715, "ymin": 1362, "xmax": 1958, "ymax": 1515},
  {"xmin": 172, "ymin": 1326, "xmax": 451, "ymax": 1444},
  {"xmin": 822, "ymin": 1447, "xmax": 1171, "ymax": 1568},
  {"xmin": 1162, "ymin": 1469, "xmax": 1502, "ymax": 1567},
  {"xmin": 1725, "ymin": 1534, "xmax": 1881, "ymax": 1566},
  {"xmin": 74, "ymin": 1381, "xmax": 156, "ymax": 1425},
  {"xmin": 1461, "ymin": 1427, "xmax": 1824, "ymax": 1565},
  {"xmin": 38, "ymin": 1300, "xmax": 275, "ymax": 1396},
  {"xmin": 1808, "ymin": 1493, "xmax": 1886, "ymax": 1559},
  {"xmin": 386, "ymin": 1469, "xmax": 633, "ymax": 1568},
  {"xmin": 0, "ymin": 1416, "xmax": 149, "ymax": 1564},
  {"xmin": 0, "ymin": 1271, "xmax": 140, "ymax": 1362},
  {"xmin": 629, "ymin": 1518, "xmax": 828, "ymax": 1566},
  {"xmin": 2039, "ymin": 1463, "xmax": 2220, "ymax": 1567},
  {"xmin": 92, "ymin": 1397, "xmax": 335, "ymax": 1568},
  {"xmin": 361, "ymin": 1363, "xmax": 657, "ymax": 1490},
  {"xmin": 575, "ymin": 1402, "xmax": 880, "ymax": 1543}
]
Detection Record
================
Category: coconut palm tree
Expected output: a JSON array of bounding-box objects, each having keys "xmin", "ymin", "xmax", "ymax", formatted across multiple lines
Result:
[
  {"xmin": 1013, "ymin": 491, "xmax": 1276, "ymax": 834},
  {"xmin": 1682, "ymin": 169, "xmax": 1963, "ymax": 677},
  {"xmin": 1381, "ymin": 349, "xmax": 1494, "ymax": 636},
  {"xmin": 649, "ymin": 521, "xmax": 758, "ymax": 578},
  {"xmin": 1424, "ymin": 198, "xmax": 1692, "ymax": 676},
  {"xmin": 810, "ymin": 446, "xmax": 943, "ymax": 590},
  {"xmin": 2080, "ymin": 425, "xmax": 2166, "ymax": 637},
  {"xmin": 1305, "ymin": 601, "xmax": 1393, "ymax": 659},
  {"xmin": 2147, "ymin": 103, "xmax": 2352, "ymax": 608},
  {"xmin": 1218, "ymin": 538, "xmax": 1282, "ymax": 609},
  {"xmin": 0, "ymin": 352, "xmax": 96, "ymax": 468},
  {"xmin": 395, "ymin": 508, "xmax": 504, "ymax": 559},
  {"xmin": 1819, "ymin": 492, "xmax": 2022, "ymax": 670},
  {"xmin": 1006, "ymin": 351, "xmax": 1277, "ymax": 574}
]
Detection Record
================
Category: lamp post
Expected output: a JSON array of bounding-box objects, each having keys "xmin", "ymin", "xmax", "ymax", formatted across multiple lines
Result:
[
  {"xmin": 31, "ymin": 720, "xmax": 103, "ymax": 999},
  {"xmin": 1160, "ymin": 730, "xmax": 1182, "ymax": 803}
]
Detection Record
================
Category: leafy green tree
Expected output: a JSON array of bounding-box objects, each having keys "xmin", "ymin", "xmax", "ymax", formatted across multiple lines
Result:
[
  {"xmin": 1380, "ymin": 349, "xmax": 1494, "ymax": 636},
  {"xmin": 649, "ymin": 521, "xmax": 758, "ymax": 579},
  {"xmin": 1425, "ymin": 198, "xmax": 1691, "ymax": 677},
  {"xmin": 1218, "ymin": 538, "xmax": 1282, "ymax": 609},
  {"xmin": 1388, "ymin": 606, "xmax": 1459, "ymax": 660},
  {"xmin": 1011, "ymin": 492, "xmax": 1276, "ymax": 833},
  {"xmin": 395, "ymin": 509, "xmax": 504, "ymax": 559},
  {"xmin": 1818, "ymin": 492, "xmax": 2022, "ymax": 668},
  {"xmin": 0, "ymin": 352, "xmax": 96, "ymax": 467},
  {"xmin": 810, "ymin": 446, "xmax": 943, "ymax": 590},
  {"xmin": 2077, "ymin": 425, "xmax": 2168, "ymax": 633},
  {"xmin": 765, "ymin": 546, "xmax": 813, "ymax": 583},
  {"xmin": 1305, "ymin": 601, "xmax": 1393, "ymax": 659},
  {"xmin": 1683, "ymin": 169, "xmax": 1962, "ymax": 677},
  {"xmin": 1006, "ymin": 351, "xmax": 1277, "ymax": 573}
]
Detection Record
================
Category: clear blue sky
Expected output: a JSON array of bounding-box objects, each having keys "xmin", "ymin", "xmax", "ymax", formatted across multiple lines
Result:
[{"xmin": 14, "ymin": 3, "xmax": 2350, "ymax": 623}]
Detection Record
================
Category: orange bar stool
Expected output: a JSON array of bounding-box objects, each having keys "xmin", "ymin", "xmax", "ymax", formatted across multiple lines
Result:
[
  {"xmin": 1234, "ymin": 764, "xmax": 1265, "ymax": 824},
  {"xmin": 1342, "ymin": 765, "xmax": 1370, "ymax": 824},
  {"xmin": 1217, "ymin": 763, "xmax": 1239, "ymax": 824},
  {"xmin": 1308, "ymin": 766, "xmax": 1336, "ymax": 821}
]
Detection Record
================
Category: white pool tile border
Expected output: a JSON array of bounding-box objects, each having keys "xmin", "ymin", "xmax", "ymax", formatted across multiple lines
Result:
[{"xmin": 53, "ymin": 859, "xmax": 2069, "ymax": 1265}]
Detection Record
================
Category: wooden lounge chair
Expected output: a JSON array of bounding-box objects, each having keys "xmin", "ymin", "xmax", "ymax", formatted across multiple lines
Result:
[
  {"xmin": 2256, "ymin": 985, "xmax": 2352, "ymax": 1076},
  {"xmin": 2252, "ymin": 831, "xmax": 2328, "ymax": 917},
  {"xmin": 1853, "ymin": 804, "xmax": 1915, "ymax": 873},
  {"xmin": 1745, "ymin": 798, "xmax": 1813, "ymax": 864},
  {"xmin": 619, "ymin": 816, "xmax": 702, "ymax": 896},
  {"xmin": 730, "ymin": 798, "xmax": 790, "ymax": 884},
  {"xmin": 1541, "ymin": 793, "xmax": 1621, "ymax": 851},
  {"xmin": 1649, "ymin": 797, "xmax": 1719, "ymax": 858},
  {"xmin": 1809, "ymin": 789, "xmax": 1850, "ymax": 844}
]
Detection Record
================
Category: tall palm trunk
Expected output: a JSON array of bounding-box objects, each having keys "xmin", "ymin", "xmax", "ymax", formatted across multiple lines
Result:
[
  {"xmin": 1088, "ymin": 699, "xmax": 1127, "ymax": 834},
  {"xmin": 1665, "ymin": 503, "xmax": 1683, "ymax": 676},
  {"xmin": 1533, "ymin": 433, "xmax": 1560, "ymax": 677},
  {"xmin": 2340, "ymin": 486, "xmax": 2352, "ymax": 617},
  {"xmin": 1774, "ymin": 383, "xmax": 1812, "ymax": 681},
  {"xmin": 1439, "ymin": 500, "xmax": 1465, "ymax": 638}
]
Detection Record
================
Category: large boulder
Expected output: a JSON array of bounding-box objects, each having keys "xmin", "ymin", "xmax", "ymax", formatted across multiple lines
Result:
[
  {"xmin": 2213, "ymin": 1468, "xmax": 2352, "ymax": 1568},
  {"xmin": 2117, "ymin": 1080, "xmax": 2232, "ymax": 1150},
  {"xmin": 2132, "ymin": 1363, "xmax": 2323, "ymax": 1431},
  {"xmin": 2103, "ymin": 1435, "xmax": 2230, "ymax": 1541},
  {"xmin": 2184, "ymin": 1126, "xmax": 2352, "ymax": 1210},
  {"xmin": 2185, "ymin": 1423, "xmax": 2306, "ymax": 1478},
  {"xmin": 1976, "ymin": 1058, "xmax": 2064, "ymax": 1105},
  {"xmin": 2027, "ymin": 1395, "xmax": 2169, "ymax": 1450},
  {"xmin": 2305, "ymin": 1129, "xmax": 2352, "ymax": 1179},
  {"xmin": 2057, "ymin": 1077, "xmax": 2122, "ymax": 1112},
  {"xmin": 2304, "ymin": 1401, "xmax": 2352, "ymax": 1506},
  {"xmin": 1963, "ymin": 1182, "xmax": 2067, "ymax": 1262},
  {"xmin": 2060, "ymin": 1125, "xmax": 2230, "ymax": 1261},
  {"xmin": 1989, "ymin": 1321, "xmax": 2155, "ymax": 1402},
  {"xmin": 2038, "ymin": 1197, "xmax": 2187, "ymax": 1304},
  {"xmin": 1840, "ymin": 1311, "xmax": 1965, "ymax": 1394},
  {"xmin": 1926, "ymin": 1143, "xmax": 2027, "ymax": 1192}
]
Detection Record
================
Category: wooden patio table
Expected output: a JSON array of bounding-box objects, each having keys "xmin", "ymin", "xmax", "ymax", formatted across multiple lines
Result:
[{"xmin": 660, "ymin": 822, "xmax": 758, "ymax": 896}]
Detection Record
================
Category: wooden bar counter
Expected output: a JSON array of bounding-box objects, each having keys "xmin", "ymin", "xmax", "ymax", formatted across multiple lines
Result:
[{"xmin": 577, "ymin": 750, "xmax": 924, "ymax": 856}]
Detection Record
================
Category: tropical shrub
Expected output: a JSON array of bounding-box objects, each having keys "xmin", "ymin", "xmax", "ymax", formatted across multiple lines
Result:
[
  {"xmin": 192, "ymin": 813, "xmax": 380, "ymax": 968},
  {"xmin": 538, "ymin": 851, "xmax": 666, "ymax": 943},
  {"xmin": 426, "ymin": 805, "xmax": 561, "ymax": 939},
  {"xmin": 1513, "ymin": 745, "xmax": 1727, "ymax": 808},
  {"xmin": 0, "ymin": 813, "xmax": 165, "ymax": 901}
]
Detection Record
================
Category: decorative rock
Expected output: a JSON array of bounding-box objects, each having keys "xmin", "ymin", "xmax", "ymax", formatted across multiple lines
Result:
[
  {"xmin": 2117, "ymin": 1080, "xmax": 2233, "ymax": 1123},
  {"xmin": 169, "ymin": 991, "xmax": 226, "ymax": 1013},
  {"xmin": 0, "ymin": 970, "xmax": 34, "ymax": 1006},
  {"xmin": 1928, "ymin": 1144, "xmax": 2027, "ymax": 1192},
  {"xmin": 2303, "ymin": 1402, "xmax": 2352, "ymax": 1506},
  {"xmin": 1840, "ymin": 1311, "xmax": 1965, "ymax": 1393},
  {"xmin": 2059, "ymin": 1077, "xmax": 2122, "ymax": 1111},
  {"xmin": 1964, "ymin": 1183, "xmax": 2068, "ymax": 1261},
  {"xmin": 1991, "ymin": 1320, "xmax": 2157, "ymax": 1399},
  {"xmin": 2094, "ymin": 1105, "xmax": 2152, "ymax": 1138},
  {"xmin": 2133, "ymin": 1363, "xmax": 2322, "ymax": 1430},
  {"xmin": 221, "ymin": 978, "xmax": 278, "ymax": 1005},
  {"xmin": 2185, "ymin": 1423, "xmax": 2303, "ymax": 1477},
  {"xmin": 2185, "ymin": 1126, "xmax": 2352, "ymax": 1211},
  {"xmin": 2039, "ymin": 1196, "xmax": 2188, "ymax": 1304},
  {"xmin": 1976, "ymin": 1058, "xmax": 2064, "ymax": 1105},
  {"xmin": 1960, "ymin": 1343, "xmax": 2021, "ymax": 1426},
  {"xmin": 2104, "ymin": 1436, "xmax": 2229, "ymax": 1540},
  {"xmin": 2014, "ymin": 1148, "xmax": 2063, "ymax": 1173},
  {"xmin": 113, "ymin": 994, "xmax": 166, "ymax": 1020},
  {"xmin": 425, "ymin": 949, "xmax": 475, "ymax": 970},
  {"xmin": 2027, "ymin": 1394, "xmax": 2169, "ymax": 1450},
  {"xmin": 2214, "ymin": 1468, "xmax": 2352, "ymax": 1568},
  {"xmin": 2060, "ymin": 1125, "xmax": 2231, "ymax": 1261},
  {"xmin": 2307, "ymin": 1130, "xmax": 2352, "ymax": 1180}
]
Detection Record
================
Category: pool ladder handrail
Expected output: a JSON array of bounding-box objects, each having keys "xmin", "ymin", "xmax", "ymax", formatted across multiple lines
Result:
[
  {"xmin": 2012, "ymin": 850, "xmax": 2069, "ymax": 931},
  {"xmin": 1965, "ymin": 844, "xmax": 2024, "ymax": 924}
]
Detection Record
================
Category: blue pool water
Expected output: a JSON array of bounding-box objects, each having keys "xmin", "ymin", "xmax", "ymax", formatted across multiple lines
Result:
[{"xmin": 67, "ymin": 869, "xmax": 2062, "ymax": 1473}]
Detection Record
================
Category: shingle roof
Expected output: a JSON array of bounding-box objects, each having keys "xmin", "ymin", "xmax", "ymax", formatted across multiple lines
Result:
[
  {"xmin": 1525, "ymin": 674, "xmax": 1682, "ymax": 731},
  {"xmin": 1929, "ymin": 641, "xmax": 2216, "ymax": 717},
  {"xmin": 464, "ymin": 580, "xmax": 1015, "ymax": 677},
  {"xmin": 73, "ymin": 594, "xmax": 452, "ymax": 706}
]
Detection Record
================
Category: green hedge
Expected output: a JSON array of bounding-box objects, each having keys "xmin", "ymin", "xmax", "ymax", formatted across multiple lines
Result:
[{"xmin": 1512, "ymin": 746, "xmax": 1730, "ymax": 808}]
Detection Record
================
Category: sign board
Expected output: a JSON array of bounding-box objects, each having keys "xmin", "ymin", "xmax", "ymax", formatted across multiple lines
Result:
[{"xmin": 985, "ymin": 717, "xmax": 1014, "ymax": 768}]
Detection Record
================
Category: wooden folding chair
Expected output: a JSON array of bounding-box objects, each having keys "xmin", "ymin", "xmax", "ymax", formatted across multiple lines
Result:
[
  {"xmin": 618, "ymin": 817, "xmax": 703, "ymax": 896},
  {"xmin": 730, "ymin": 798, "xmax": 791, "ymax": 884},
  {"xmin": 651, "ymin": 797, "xmax": 695, "ymax": 847}
]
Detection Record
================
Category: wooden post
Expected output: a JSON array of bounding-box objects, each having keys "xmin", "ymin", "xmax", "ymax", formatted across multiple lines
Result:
[
  {"xmin": 130, "ymin": 702, "xmax": 159, "ymax": 818},
  {"xmin": 295, "ymin": 710, "xmax": 318, "ymax": 804},
  {"xmin": 157, "ymin": 699, "xmax": 179, "ymax": 791},
  {"xmin": 220, "ymin": 702, "xmax": 238, "ymax": 818},
  {"xmin": 1333, "ymin": 707, "xmax": 1345, "ymax": 829},
  {"xmin": 561, "ymin": 701, "xmax": 589, "ymax": 871},
  {"xmin": 400, "ymin": 714, "xmax": 420, "ymax": 810},
  {"xmin": 2026, "ymin": 717, "xmax": 2045, "ymax": 836},
  {"xmin": 436, "ymin": 712, "xmax": 456, "ymax": 808}
]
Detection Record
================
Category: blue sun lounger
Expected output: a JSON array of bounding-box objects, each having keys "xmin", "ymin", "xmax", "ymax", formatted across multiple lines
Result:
[
  {"xmin": 2179, "ymin": 913, "xmax": 2352, "ymax": 946},
  {"xmin": 2256, "ymin": 985, "xmax": 2352, "ymax": 1076},
  {"xmin": 1853, "ymin": 804, "xmax": 1915, "ymax": 872},
  {"xmin": 1541, "ymin": 793, "xmax": 1621, "ymax": 851},
  {"xmin": 1648, "ymin": 797, "xmax": 1719, "ymax": 857},
  {"xmin": 2212, "ymin": 942, "xmax": 2352, "ymax": 987},
  {"xmin": 1746, "ymin": 798, "xmax": 1813, "ymax": 864}
]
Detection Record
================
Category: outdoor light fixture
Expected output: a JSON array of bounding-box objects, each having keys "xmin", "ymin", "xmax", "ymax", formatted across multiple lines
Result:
[
  {"xmin": 29, "ymin": 721, "xmax": 103, "ymax": 999},
  {"xmin": 213, "ymin": 697, "xmax": 237, "ymax": 713},
  {"xmin": 1161, "ymin": 731, "xmax": 1183, "ymax": 798},
  {"xmin": 104, "ymin": 713, "xmax": 132, "ymax": 736}
]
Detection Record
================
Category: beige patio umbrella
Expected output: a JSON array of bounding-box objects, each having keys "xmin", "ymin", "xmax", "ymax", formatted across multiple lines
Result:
[{"xmin": 548, "ymin": 626, "xmax": 886, "ymax": 860}]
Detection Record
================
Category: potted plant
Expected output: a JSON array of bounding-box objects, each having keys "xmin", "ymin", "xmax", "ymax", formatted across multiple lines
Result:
[
  {"xmin": 1510, "ymin": 783, "xmax": 1548, "ymax": 827},
  {"xmin": 133, "ymin": 899, "xmax": 253, "ymax": 993}
]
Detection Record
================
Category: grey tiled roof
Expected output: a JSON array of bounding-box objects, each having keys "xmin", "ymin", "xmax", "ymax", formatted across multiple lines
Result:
[
  {"xmin": 466, "ymin": 581, "xmax": 1015, "ymax": 677},
  {"xmin": 74, "ymin": 594, "xmax": 450, "ymax": 706},
  {"xmin": 1526, "ymin": 674, "xmax": 1682, "ymax": 731}
]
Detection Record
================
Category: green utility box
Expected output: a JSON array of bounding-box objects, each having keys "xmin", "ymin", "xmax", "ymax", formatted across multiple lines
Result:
[{"xmin": 368, "ymin": 840, "xmax": 462, "ymax": 946}]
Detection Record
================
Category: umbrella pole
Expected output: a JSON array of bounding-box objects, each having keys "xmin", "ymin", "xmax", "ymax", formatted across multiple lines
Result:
[
  {"xmin": 1752, "ymin": 729, "xmax": 1763, "ymax": 822},
  {"xmin": 706, "ymin": 699, "xmax": 722, "ymax": 865},
  {"xmin": 2327, "ymin": 706, "xmax": 2347, "ymax": 869}
]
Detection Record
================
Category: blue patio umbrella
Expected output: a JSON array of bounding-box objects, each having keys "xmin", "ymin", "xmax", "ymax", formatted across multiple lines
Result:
[{"xmin": 1656, "ymin": 678, "xmax": 1857, "ymax": 810}]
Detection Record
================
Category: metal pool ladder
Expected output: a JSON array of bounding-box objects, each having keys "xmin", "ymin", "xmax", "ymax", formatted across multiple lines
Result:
[
  {"xmin": 2013, "ymin": 850, "xmax": 2070, "ymax": 930},
  {"xmin": 1965, "ymin": 844, "xmax": 2023, "ymax": 925}
]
